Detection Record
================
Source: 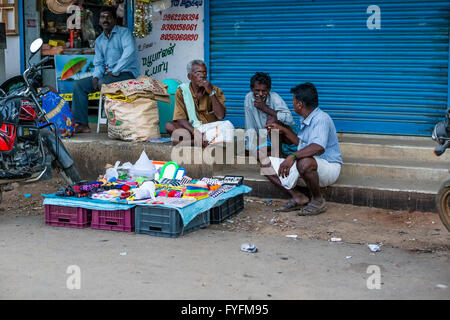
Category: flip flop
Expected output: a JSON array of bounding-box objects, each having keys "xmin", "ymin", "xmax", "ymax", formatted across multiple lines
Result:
[
  {"xmin": 274, "ymin": 199, "xmax": 306, "ymax": 212},
  {"xmin": 296, "ymin": 201, "xmax": 327, "ymax": 216}
]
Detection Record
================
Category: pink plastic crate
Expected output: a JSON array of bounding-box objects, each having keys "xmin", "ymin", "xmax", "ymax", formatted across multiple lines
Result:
[
  {"xmin": 45, "ymin": 205, "xmax": 91, "ymax": 228},
  {"xmin": 91, "ymin": 208, "xmax": 135, "ymax": 232}
]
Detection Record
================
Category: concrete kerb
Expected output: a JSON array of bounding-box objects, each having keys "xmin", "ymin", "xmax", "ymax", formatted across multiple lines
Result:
[{"xmin": 63, "ymin": 137, "xmax": 214, "ymax": 181}]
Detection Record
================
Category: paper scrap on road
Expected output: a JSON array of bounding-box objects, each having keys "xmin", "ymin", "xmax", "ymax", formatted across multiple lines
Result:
[{"xmin": 368, "ymin": 244, "xmax": 381, "ymax": 252}]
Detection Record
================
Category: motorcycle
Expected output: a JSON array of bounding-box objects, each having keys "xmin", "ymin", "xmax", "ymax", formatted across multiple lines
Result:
[
  {"xmin": 0, "ymin": 38, "xmax": 81, "ymax": 204},
  {"xmin": 432, "ymin": 108, "xmax": 450, "ymax": 231}
]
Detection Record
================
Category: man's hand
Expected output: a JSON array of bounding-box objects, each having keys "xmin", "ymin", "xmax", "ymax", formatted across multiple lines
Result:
[
  {"xmin": 265, "ymin": 122, "xmax": 286, "ymax": 135},
  {"xmin": 92, "ymin": 77, "xmax": 99, "ymax": 91},
  {"xmin": 193, "ymin": 130, "xmax": 209, "ymax": 148},
  {"xmin": 254, "ymin": 95, "xmax": 267, "ymax": 111},
  {"xmin": 197, "ymin": 79, "xmax": 214, "ymax": 95},
  {"xmin": 278, "ymin": 156, "xmax": 295, "ymax": 178},
  {"xmin": 107, "ymin": 71, "xmax": 117, "ymax": 77}
]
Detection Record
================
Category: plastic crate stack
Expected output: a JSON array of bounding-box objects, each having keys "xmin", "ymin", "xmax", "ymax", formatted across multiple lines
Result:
[{"xmin": 45, "ymin": 195, "xmax": 245, "ymax": 238}]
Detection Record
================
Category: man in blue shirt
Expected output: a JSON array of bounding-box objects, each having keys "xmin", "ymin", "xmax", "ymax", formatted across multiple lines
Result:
[
  {"xmin": 263, "ymin": 82, "xmax": 342, "ymax": 215},
  {"xmin": 72, "ymin": 6, "xmax": 139, "ymax": 134}
]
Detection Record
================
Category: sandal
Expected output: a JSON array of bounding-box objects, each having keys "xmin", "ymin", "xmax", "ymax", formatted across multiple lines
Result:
[
  {"xmin": 274, "ymin": 199, "xmax": 306, "ymax": 212},
  {"xmin": 296, "ymin": 201, "xmax": 327, "ymax": 216}
]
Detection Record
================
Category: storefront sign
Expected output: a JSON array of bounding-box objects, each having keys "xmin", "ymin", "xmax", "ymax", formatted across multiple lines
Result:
[{"xmin": 136, "ymin": 1, "xmax": 204, "ymax": 83}]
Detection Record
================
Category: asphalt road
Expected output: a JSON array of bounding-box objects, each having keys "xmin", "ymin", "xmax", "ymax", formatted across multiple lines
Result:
[{"xmin": 0, "ymin": 214, "xmax": 449, "ymax": 300}]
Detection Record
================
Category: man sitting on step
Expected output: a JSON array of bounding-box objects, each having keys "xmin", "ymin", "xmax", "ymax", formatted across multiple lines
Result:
[
  {"xmin": 261, "ymin": 82, "xmax": 343, "ymax": 215},
  {"xmin": 244, "ymin": 71, "xmax": 299, "ymax": 160},
  {"xmin": 164, "ymin": 60, "xmax": 227, "ymax": 147}
]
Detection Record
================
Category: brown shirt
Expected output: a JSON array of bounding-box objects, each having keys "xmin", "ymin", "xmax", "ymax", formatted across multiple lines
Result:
[{"xmin": 173, "ymin": 84, "xmax": 226, "ymax": 124}]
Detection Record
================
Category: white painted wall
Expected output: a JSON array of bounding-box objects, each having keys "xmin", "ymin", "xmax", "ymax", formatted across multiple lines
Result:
[{"xmin": 4, "ymin": 36, "xmax": 20, "ymax": 78}]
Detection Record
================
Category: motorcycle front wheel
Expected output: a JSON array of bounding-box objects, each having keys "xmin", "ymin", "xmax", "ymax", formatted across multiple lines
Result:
[{"xmin": 436, "ymin": 184, "xmax": 450, "ymax": 232}]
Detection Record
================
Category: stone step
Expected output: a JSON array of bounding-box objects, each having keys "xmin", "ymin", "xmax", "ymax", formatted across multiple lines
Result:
[
  {"xmin": 215, "ymin": 156, "xmax": 449, "ymax": 183},
  {"xmin": 341, "ymin": 157, "xmax": 449, "ymax": 183},
  {"xmin": 338, "ymin": 135, "xmax": 450, "ymax": 163},
  {"xmin": 212, "ymin": 166, "xmax": 439, "ymax": 212}
]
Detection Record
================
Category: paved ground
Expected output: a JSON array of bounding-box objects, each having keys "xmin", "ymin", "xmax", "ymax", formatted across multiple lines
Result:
[
  {"xmin": 0, "ymin": 179, "xmax": 449, "ymax": 300},
  {"xmin": 0, "ymin": 213, "xmax": 449, "ymax": 300}
]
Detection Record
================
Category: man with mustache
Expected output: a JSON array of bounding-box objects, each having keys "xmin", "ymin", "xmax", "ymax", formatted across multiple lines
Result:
[
  {"xmin": 165, "ymin": 60, "xmax": 227, "ymax": 147},
  {"xmin": 244, "ymin": 72, "xmax": 298, "ymax": 160},
  {"xmin": 72, "ymin": 6, "xmax": 139, "ymax": 134}
]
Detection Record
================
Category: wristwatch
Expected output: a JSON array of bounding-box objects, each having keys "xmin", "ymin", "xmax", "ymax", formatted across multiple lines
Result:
[{"xmin": 209, "ymin": 89, "xmax": 216, "ymax": 97}]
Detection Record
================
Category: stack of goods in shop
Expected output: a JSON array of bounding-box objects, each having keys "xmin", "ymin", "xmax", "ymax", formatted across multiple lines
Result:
[{"xmin": 43, "ymin": 150, "xmax": 250, "ymax": 237}]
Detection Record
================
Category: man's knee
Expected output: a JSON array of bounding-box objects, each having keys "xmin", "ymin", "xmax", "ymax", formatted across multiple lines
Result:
[{"xmin": 297, "ymin": 157, "xmax": 317, "ymax": 176}]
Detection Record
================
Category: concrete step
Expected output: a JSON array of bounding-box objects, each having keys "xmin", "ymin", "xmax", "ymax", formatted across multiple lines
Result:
[
  {"xmin": 338, "ymin": 135, "xmax": 450, "ymax": 163},
  {"xmin": 341, "ymin": 157, "xmax": 450, "ymax": 183},
  {"xmin": 212, "ymin": 166, "xmax": 439, "ymax": 212},
  {"xmin": 63, "ymin": 132, "xmax": 445, "ymax": 212},
  {"xmin": 214, "ymin": 156, "xmax": 449, "ymax": 183}
]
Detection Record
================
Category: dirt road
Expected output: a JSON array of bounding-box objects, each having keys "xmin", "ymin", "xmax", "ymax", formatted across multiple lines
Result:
[{"xmin": 1, "ymin": 179, "xmax": 449, "ymax": 253}]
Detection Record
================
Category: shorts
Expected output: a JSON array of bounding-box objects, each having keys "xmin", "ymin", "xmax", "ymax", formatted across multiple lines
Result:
[
  {"xmin": 269, "ymin": 156, "xmax": 341, "ymax": 189},
  {"xmin": 307, "ymin": 157, "xmax": 341, "ymax": 187}
]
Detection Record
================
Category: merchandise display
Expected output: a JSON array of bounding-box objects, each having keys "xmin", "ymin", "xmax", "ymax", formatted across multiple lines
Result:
[{"xmin": 42, "ymin": 150, "xmax": 251, "ymax": 236}]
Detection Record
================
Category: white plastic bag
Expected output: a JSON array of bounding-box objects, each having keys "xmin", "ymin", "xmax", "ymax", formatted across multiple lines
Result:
[
  {"xmin": 104, "ymin": 160, "xmax": 121, "ymax": 180},
  {"xmin": 133, "ymin": 181, "xmax": 156, "ymax": 200},
  {"xmin": 269, "ymin": 156, "xmax": 299, "ymax": 189},
  {"xmin": 197, "ymin": 120, "xmax": 235, "ymax": 144},
  {"xmin": 129, "ymin": 151, "xmax": 156, "ymax": 178}
]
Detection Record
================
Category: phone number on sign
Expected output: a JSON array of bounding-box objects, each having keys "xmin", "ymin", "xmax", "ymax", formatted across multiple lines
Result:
[
  {"xmin": 161, "ymin": 24, "xmax": 198, "ymax": 31},
  {"xmin": 160, "ymin": 33, "xmax": 199, "ymax": 41},
  {"xmin": 163, "ymin": 13, "xmax": 199, "ymax": 21}
]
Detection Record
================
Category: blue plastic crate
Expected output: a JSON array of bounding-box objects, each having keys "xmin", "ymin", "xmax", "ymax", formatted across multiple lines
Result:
[
  {"xmin": 135, "ymin": 206, "xmax": 210, "ymax": 238},
  {"xmin": 210, "ymin": 194, "xmax": 244, "ymax": 224}
]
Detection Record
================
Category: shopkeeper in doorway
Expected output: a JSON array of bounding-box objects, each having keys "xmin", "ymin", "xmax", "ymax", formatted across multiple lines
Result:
[{"xmin": 72, "ymin": 6, "xmax": 139, "ymax": 134}]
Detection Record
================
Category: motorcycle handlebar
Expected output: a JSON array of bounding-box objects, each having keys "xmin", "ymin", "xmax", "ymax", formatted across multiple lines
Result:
[{"xmin": 33, "ymin": 56, "xmax": 51, "ymax": 69}]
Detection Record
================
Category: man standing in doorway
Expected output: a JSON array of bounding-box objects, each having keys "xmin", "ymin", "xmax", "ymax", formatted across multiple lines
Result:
[{"xmin": 72, "ymin": 6, "xmax": 139, "ymax": 134}]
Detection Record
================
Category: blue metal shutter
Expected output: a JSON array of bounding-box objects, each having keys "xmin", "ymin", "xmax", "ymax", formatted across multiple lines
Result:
[{"xmin": 208, "ymin": 0, "xmax": 450, "ymax": 136}]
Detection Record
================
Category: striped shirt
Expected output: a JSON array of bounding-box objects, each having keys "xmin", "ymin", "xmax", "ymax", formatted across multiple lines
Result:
[{"xmin": 297, "ymin": 108, "xmax": 343, "ymax": 164}]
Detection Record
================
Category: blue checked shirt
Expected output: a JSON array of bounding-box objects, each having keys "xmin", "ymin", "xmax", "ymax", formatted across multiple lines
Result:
[
  {"xmin": 297, "ymin": 108, "xmax": 343, "ymax": 164},
  {"xmin": 93, "ymin": 26, "xmax": 140, "ymax": 79}
]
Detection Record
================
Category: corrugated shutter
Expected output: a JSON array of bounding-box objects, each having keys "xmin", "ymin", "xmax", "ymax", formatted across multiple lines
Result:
[{"xmin": 208, "ymin": 0, "xmax": 450, "ymax": 136}]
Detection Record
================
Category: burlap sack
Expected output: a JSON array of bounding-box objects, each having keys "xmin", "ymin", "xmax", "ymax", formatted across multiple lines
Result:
[
  {"xmin": 101, "ymin": 75, "xmax": 170, "ymax": 103},
  {"xmin": 104, "ymin": 97, "xmax": 161, "ymax": 142},
  {"xmin": 101, "ymin": 76, "xmax": 169, "ymax": 142}
]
